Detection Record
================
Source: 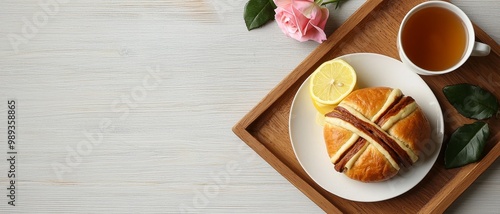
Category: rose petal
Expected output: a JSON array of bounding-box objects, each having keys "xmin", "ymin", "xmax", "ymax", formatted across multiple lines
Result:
[
  {"xmin": 305, "ymin": 23, "xmax": 327, "ymax": 43},
  {"xmin": 291, "ymin": 5, "xmax": 311, "ymax": 34},
  {"xmin": 275, "ymin": 8, "xmax": 299, "ymax": 38},
  {"xmin": 274, "ymin": 0, "xmax": 329, "ymax": 43},
  {"xmin": 291, "ymin": 0, "xmax": 317, "ymax": 18},
  {"xmin": 274, "ymin": 0, "xmax": 292, "ymax": 8}
]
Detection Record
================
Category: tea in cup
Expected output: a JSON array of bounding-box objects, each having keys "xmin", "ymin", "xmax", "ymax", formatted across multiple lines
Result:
[{"xmin": 397, "ymin": 1, "xmax": 490, "ymax": 75}]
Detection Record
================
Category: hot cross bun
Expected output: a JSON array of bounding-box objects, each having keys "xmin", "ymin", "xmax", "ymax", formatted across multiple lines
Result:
[{"xmin": 323, "ymin": 87, "xmax": 431, "ymax": 182}]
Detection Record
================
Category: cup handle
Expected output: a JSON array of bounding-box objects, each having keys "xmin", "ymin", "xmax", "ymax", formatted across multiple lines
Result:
[{"xmin": 471, "ymin": 42, "xmax": 491, "ymax": 56}]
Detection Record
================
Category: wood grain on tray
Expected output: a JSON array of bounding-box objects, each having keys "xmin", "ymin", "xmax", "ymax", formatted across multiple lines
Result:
[{"xmin": 233, "ymin": 0, "xmax": 500, "ymax": 213}]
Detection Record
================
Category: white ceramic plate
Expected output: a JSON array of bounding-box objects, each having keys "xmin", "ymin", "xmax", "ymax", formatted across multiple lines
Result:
[{"xmin": 289, "ymin": 53, "xmax": 444, "ymax": 202}]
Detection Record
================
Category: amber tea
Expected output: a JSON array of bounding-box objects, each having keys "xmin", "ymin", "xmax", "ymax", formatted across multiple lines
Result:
[{"xmin": 401, "ymin": 7, "xmax": 467, "ymax": 71}]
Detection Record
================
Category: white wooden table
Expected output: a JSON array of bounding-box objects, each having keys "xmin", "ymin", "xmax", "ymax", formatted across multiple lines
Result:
[{"xmin": 0, "ymin": 0, "xmax": 498, "ymax": 213}]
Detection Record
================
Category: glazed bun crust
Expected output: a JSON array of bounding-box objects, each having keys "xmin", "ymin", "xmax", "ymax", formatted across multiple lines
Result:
[
  {"xmin": 344, "ymin": 144, "xmax": 399, "ymax": 182},
  {"xmin": 324, "ymin": 123, "xmax": 399, "ymax": 182},
  {"xmin": 388, "ymin": 108, "xmax": 431, "ymax": 157},
  {"xmin": 340, "ymin": 87, "xmax": 393, "ymax": 120},
  {"xmin": 323, "ymin": 87, "xmax": 431, "ymax": 182}
]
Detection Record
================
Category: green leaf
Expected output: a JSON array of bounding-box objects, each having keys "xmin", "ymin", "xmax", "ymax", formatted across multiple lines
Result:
[
  {"xmin": 444, "ymin": 121, "xmax": 489, "ymax": 169},
  {"xmin": 269, "ymin": 0, "xmax": 276, "ymax": 8},
  {"xmin": 244, "ymin": 0, "xmax": 276, "ymax": 31},
  {"xmin": 443, "ymin": 83, "xmax": 499, "ymax": 120}
]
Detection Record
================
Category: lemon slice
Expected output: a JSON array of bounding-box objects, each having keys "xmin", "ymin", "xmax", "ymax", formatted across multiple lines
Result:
[
  {"xmin": 312, "ymin": 99, "xmax": 337, "ymax": 115},
  {"xmin": 309, "ymin": 59, "xmax": 357, "ymax": 105}
]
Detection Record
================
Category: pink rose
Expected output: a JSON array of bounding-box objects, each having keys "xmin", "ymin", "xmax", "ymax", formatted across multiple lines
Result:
[{"xmin": 274, "ymin": 0, "xmax": 329, "ymax": 43}]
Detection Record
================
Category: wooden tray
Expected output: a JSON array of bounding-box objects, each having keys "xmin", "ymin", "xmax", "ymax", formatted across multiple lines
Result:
[{"xmin": 232, "ymin": 0, "xmax": 500, "ymax": 213}]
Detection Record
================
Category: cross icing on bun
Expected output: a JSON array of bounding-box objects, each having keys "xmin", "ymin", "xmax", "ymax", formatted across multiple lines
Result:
[{"xmin": 323, "ymin": 87, "xmax": 431, "ymax": 182}]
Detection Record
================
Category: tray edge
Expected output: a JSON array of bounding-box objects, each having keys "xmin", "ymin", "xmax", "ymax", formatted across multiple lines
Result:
[
  {"xmin": 233, "ymin": 0, "xmax": 386, "ymax": 212},
  {"xmin": 232, "ymin": 0, "xmax": 500, "ymax": 212}
]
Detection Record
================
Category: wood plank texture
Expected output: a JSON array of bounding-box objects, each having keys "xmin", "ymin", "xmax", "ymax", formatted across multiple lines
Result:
[{"xmin": 0, "ymin": 0, "xmax": 498, "ymax": 213}]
